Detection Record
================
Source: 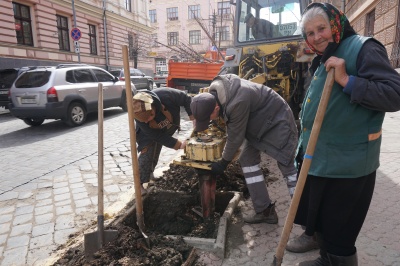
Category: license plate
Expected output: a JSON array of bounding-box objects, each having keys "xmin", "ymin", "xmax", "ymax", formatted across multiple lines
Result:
[
  {"xmin": 21, "ymin": 98, "xmax": 37, "ymax": 104},
  {"xmin": 0, "ymin": 91, "xmax": 8, "ymax": 95}
]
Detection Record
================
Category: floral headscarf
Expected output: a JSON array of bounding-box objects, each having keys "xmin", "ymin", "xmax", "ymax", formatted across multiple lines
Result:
[{"xmin": 302, "ymin": 3, "xmax": 356, "ymax": 73}]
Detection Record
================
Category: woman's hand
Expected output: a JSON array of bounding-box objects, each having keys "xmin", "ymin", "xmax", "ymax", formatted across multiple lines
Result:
[{"xmin": 324, "ymin": 56, "xmax": 349, "ymax": 87}]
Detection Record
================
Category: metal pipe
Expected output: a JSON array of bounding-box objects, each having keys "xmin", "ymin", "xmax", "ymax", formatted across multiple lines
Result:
[{"xmin": 103, "ymin": 0, "xmax": 109, "ymax": 70}]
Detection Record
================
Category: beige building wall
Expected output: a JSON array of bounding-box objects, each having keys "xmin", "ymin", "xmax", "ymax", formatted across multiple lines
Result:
[
  {"xmin": 0, "ymin": 0, "xmax": 154, "ymax": 74},
  {"xmin": 346, "ymin": 0, "xmax": 399, "ymax": 65}
]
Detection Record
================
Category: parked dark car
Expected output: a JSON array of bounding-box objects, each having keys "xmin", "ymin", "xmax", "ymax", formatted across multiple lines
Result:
[
  {"xmin": 0, "ymin": 67, "xmax": 38, "ymax": 109},
  {"xmin": 154, "ymin": 70, "xmax": 168, "ymax": 87},
  {"xmin": 110, "ymin": 68, "xmax": 153, "ymax": 90}
]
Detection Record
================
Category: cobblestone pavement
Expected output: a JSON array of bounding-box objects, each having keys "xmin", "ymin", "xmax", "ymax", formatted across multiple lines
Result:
[{"xmin": 0, "ymin": 107, "xmax": 399, "ymax": 266}]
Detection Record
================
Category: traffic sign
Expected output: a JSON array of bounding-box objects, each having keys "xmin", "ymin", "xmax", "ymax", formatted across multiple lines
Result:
[{"xmin": 70, "ymin": 27, "xmax": 81, "ymax": 41}]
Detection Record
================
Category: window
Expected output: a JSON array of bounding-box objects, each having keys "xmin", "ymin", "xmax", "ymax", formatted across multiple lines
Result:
[
  {"xmin": 167, "ymin": 7, "xmax": 178, "ymax": 21},
  {"xmin": 92, "ymin": 69, "xmax": 115, "ymax": 82},
  {"xmin": 56, "ymin": 15, "xmax": 70, "ymax": 51},
  {"xmin": 188, "ymin": 5, "xmax": 200, "ymax": 19},
  {"xmin": 217, "ymin": 1, "xmax": 231, "ymax": 15},
  {"xmin": 167, "ymin": 32, "xmax": 178, "ymax": 46},
  {"xmin": 66, "ymin": 69, "xmax": 95, "ymax": 83},
  {"xmin": 189, "ymin": 30, "xmax": 201, "ymax": 44},
  {"xmin": 156, "ymin": 59, "xmax": 167, "ymax": 73},
  {"xmin": 13, "ymin": 2, "xmax": 33, "ymax": 46},
  {"xmin": 88, "ymin": 24, "xmax": 97, "ymax": 55},
  {"xmin": 125, "ymin": 0, "xmax": 131, "ymax": 12},
  {"xmin": 151, "ymin": 34, "xmax": 158, "ymax": 47},
  {"xmin": 149, "ymin": 9, "xmax": 157, "ymax": 23},
  {"xmin": 365, "ymin": 9, "xmax": 375, "ymax": 37},
  {"xmin": 216, "ymin": 26, "xmax": 230, "ymax": 41}
]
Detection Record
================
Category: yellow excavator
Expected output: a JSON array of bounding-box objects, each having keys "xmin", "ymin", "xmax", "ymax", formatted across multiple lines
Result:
[{"xmin": 221, "ymin": 0, "xmax": 314, "ymax": 118}]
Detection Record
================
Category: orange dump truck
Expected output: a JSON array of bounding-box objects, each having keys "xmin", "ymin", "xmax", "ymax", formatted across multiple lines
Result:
[{"xmin": 167, "ymin": 60, "xmax": 223, "ymax": 94}]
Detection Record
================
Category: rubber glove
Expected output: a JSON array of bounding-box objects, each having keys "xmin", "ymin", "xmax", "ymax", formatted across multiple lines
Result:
[{"xmin": 210, "ymin": 159, "xmax": 230, "ymax": 175}]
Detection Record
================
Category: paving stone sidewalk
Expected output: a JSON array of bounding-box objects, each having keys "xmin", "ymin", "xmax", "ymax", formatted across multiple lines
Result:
[{"xmin": 0, "ymin": 109, "xmax": 399, "ymax": 266}]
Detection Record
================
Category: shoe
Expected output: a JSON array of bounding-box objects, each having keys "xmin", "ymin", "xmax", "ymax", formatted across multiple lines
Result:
[
  {"xmin": 140, "ymin": 185, "xmax": 148, "ymax": 195},
  {"xmin": 327, "ymin": 250, "xmax": 358, "ymax": 266},
  {"xmin": 243, "ymin": 202, "xmax": 278, "ymax": 224},
  {"xmin": 297, "ymin": 256, "xmax": 330, "ymax": 266},
  {"xmin": 286, "ymin": 232, "xmax": 319, "ymax": 253},
  {"xmin": 297, "ymin": 246, "xmax": 329, "ymax": 266}
]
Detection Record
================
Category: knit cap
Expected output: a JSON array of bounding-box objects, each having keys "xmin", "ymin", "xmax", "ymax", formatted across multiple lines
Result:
[{"xmin": 132, "ymin": 92, "xmax": 154, "ymax": 122}]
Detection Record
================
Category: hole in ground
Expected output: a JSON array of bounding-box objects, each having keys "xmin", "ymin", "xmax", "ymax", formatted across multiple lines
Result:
[{"xmin": 124, "ymin": 191, "xmax": 234, "ymax": 239}]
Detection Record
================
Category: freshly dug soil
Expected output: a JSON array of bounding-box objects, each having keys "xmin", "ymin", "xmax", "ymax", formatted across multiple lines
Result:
[{"xmin": 53, "ymin": 161, "xmax": 271, "ymax": 266}]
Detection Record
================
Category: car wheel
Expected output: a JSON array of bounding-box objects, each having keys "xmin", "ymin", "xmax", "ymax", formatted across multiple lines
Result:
[
  {"xmin": 65, "ymin": 102, "xmax": 87, "ymax": 127},
  {"xmin": 120, "ymin": 91, "xmax": 128, "ymax": 112},
  {"xmin": 23, "ymin": 118, "xmax": 45, "ymax": 126},
  {"xmin": 148, "ymin": 81, "xmax": 153, "ymax": 90}
]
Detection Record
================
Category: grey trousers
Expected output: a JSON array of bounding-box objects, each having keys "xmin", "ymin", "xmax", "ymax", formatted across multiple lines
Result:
[{"xmin": 239, "ymin": 140, "xmax": 297, "ymax": 213}]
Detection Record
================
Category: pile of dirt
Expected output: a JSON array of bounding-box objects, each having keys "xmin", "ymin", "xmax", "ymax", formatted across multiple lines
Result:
[
  {"xmin": 53, "ymin": 161, "xmax": 271, "ymax": 266},
  {"xmin": 153, "ymin": 160, "xmax": 272, "ymax": 198}
]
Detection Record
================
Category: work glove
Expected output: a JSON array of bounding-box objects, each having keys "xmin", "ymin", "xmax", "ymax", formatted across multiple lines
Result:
[{"xmin": 210, "ymin": 159, "xmax": 230, "ymax": 175}]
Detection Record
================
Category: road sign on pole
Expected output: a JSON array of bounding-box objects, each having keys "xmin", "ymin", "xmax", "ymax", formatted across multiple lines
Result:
[{"xmin": 71, "ymin": 27, "xmax": 81, "ymax": 41}]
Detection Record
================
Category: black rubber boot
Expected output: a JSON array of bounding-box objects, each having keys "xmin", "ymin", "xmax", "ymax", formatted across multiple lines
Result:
[
  {"xmin": 327, "ymin": 251, "xmax": 358, "ymax": 266},
  {"xmin": 297, "ymin": 250, "xmax": 330, "ymax": 266},
  {"xmin": 297, "ymin": 232, "xmax": 329, "ymax": 266}
]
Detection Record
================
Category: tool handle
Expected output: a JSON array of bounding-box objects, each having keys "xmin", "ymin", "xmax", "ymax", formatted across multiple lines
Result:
[
  {"xmin": 122, "ymin": 46, "xmax": 144, "ymax": 217},
  {"xmin": 273, "ymin": 69, "xmax": 335, "ymax": 265},
  {"xmin": 97, "ymin": 83, "xmax": 104, "ymax": 217}
]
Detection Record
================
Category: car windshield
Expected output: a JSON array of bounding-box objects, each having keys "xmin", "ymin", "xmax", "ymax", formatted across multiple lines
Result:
[
  {"xmin": 15, "ymin": 71, "xmax": 51, "ymax": 88},
  {"xmin": 237, "ymin": 0, "xmax": 303, "ymax": 42},
  {"xmin": 156, "ymin": 71, "xmax": 168, "ymax": 76}
]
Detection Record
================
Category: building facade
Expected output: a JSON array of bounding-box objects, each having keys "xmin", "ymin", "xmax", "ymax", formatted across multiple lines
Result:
[
  {"xmin": 148, "ymin": 0, "xmax": 234, "ymax": 74},
  {"xmin": 0, "ymin": 0, "xmax": 155, "ymax": 75}
]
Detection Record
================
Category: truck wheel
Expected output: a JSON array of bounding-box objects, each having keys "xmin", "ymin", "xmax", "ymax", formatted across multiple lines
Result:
[
  {"xmin": 23, "ymin": 118, "xmax": 45, "ymax": 126},
  {"xmin": 64, "ymin": 102, "xmax": 87, "ymax": 127}
]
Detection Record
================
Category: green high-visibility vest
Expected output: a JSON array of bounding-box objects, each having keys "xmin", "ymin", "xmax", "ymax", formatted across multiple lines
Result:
[{"xmin": 298, "ymin": 35, "xmax": 384, "ymax": 178}]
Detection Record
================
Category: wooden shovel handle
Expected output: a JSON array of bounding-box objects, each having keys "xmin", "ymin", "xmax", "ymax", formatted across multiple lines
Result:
[
  {"xmin": 122, "ymin": 45, "xmax": 144, "ymax": 216},
  {"xmin": 274, "ymin": 69, "xmax": 335, "ymax": 264}
]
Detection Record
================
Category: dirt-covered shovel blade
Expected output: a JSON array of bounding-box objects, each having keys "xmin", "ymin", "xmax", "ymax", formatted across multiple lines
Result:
[
  {"xmin": 122, "ymin": 45, "xmax": 150, "ymax": 247},
  {"xmin": 84, "ymin": 83, "xmax": 118, "ymax": 259},
  {"xmin": 271, "ymin": 69, "xmax": 335, "ymax": 266}
]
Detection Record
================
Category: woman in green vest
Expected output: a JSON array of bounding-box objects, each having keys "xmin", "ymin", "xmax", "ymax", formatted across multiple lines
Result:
[{"xmin": 288, "ymin": 3, "xmax": 400, "ymax": 266}]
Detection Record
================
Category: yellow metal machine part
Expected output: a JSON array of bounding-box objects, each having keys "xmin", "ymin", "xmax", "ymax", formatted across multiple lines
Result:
[{"xmin": 173, "ymin": 117, "xmax": 227, "ymax": 170}]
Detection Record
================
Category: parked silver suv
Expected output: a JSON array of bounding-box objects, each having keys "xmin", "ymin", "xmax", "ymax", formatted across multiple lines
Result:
[{"xmin": 8, "ymin": 64, "xmax": 136, "ymax": 127}]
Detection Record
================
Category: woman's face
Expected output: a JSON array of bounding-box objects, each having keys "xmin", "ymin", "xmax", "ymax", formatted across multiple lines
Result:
[{"xmin": 304, "ymin": 15, "xmax": 334, "ymax": 53}]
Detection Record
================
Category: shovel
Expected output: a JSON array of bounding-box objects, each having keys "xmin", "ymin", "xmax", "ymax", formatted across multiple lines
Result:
[
  {"xmin": 84, "ymin": 83, "xmax": 118, "ymax": 259},
  {"xmin": 271, "ymin": 69, "xmax": 335, "ymax": 266},
  {"xmin": 122, "ymin": 45, "xmax": 150, "ymax": 247}
]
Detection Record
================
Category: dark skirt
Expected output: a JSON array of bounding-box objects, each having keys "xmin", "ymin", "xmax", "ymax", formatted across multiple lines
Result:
[{"xmin": 294, "ymin": 171, "xmax": 376, "ymax": 255}]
